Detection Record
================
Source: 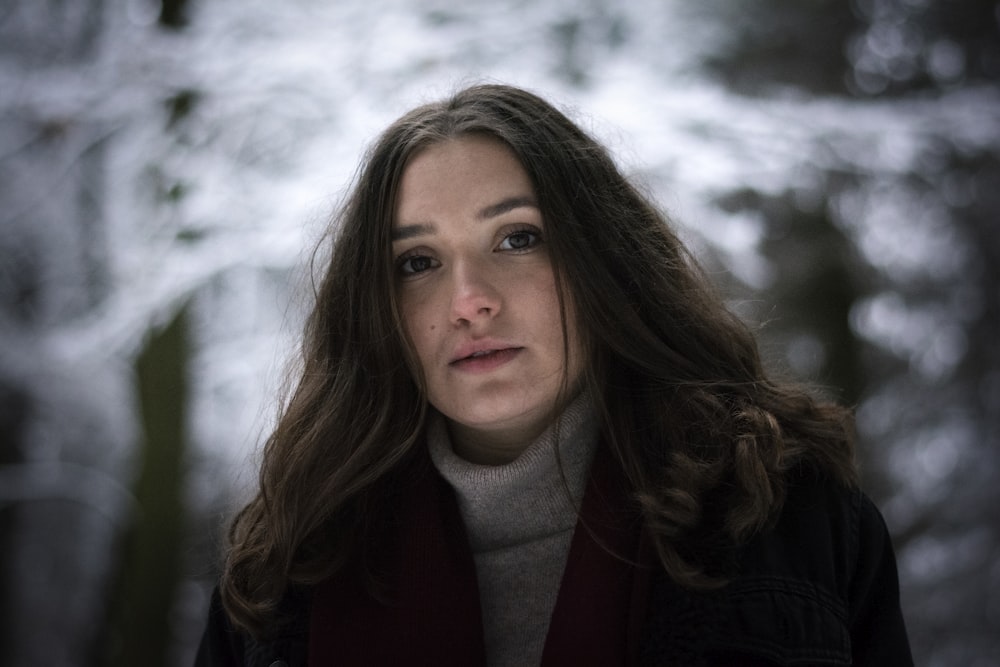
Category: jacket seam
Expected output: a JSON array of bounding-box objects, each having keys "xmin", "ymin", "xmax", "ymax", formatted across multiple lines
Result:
[{"xmin": 712, "ymin": 575, "xmax": 851, "ymax": 663}]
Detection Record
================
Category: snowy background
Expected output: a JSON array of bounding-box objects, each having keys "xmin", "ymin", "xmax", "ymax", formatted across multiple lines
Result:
[{"xmin": 1, "ymin": 1, "xmax": 998, "ymax": 665}]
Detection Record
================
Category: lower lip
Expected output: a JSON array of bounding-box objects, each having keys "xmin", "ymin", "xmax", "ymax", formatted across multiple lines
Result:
[{"xmin": 451, "ymin": 348, "xmax": 522, "ymax": 373}]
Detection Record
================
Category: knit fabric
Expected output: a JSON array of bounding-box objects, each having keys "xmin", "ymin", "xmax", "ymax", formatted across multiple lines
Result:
[{"xmin": 427, "ymin": 394, "xmax": 599, "ymax": 667}]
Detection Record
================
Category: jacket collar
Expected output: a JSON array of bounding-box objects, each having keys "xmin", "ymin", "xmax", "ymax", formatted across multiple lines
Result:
[{"xmin": 308, "ymin": 443, "xmax": 650, "ymax": 666}]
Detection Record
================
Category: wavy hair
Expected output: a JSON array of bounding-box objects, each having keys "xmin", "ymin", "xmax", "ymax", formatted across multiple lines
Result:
[{"xmin": 220, "ymin": 84, "xmax": 857, "ymax": 636}]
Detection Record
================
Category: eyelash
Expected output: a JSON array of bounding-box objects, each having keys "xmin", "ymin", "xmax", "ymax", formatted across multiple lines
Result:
[
  {"xmin": 396, "ymin": 253, "xmax": 438, "ymax": 276},
  {"xmin": 395, "ymin": 226, "xmax": 543, "ymax": 277},
  {"xmin": 497, "ymin": 227, "xmax": 541, "ymax": 251}
]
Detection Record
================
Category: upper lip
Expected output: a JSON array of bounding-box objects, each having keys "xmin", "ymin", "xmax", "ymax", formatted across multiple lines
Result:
[{"xmin": 450, "ymin": 339, "xmax": 522, "ymax": 364}]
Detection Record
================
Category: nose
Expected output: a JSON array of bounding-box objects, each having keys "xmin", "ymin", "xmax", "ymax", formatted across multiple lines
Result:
[{"xmin": 449, "ymin": 258, "xmax": 501, "ymax": 325}]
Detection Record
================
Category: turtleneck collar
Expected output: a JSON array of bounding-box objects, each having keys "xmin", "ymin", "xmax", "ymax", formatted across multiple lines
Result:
[{"xmin": 426, "ymin": 391, "xmax": 599, "ymax": 551}]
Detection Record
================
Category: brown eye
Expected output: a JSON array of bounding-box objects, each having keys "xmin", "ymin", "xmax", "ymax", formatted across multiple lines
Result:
[
  {"xmin": 498, "ymin": 229, "xmax": 541, "ymax": 251},
  {"xmin": 398, "ymin": 255, "xmax": 437, "ymax": 275}
]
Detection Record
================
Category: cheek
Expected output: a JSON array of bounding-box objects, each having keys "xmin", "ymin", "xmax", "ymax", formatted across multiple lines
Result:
[
  {"xmin": 400, "ymin": 298, "xmax": 437, "ymax": 365},
  {"xmin": 540, "ymin": 281, "xmax": 586, "ymax": 375},
  {"xmin": 532, "ymin": 278, "xmax": 566, "ymax": 341}
]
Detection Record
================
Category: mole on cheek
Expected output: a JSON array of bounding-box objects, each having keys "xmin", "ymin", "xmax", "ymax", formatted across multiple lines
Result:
[{"xmin": 430, "ymin": 325, "xmax": 436, "ymax": 331}]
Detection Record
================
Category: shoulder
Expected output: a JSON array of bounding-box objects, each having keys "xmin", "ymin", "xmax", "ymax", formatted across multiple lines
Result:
[
  {"xmin": 640, "ymin": 468, "xmax": 913, "ymax": 666},
  {"xmin": 742, "ymin": 466, "xmax": 861, "ymax": 591}
]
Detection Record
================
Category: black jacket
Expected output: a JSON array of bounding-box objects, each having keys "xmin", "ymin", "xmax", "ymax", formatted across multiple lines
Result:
[
  {"xmin": 638, "ymin": 471, "xmax": 912, "ymax": 665},
  {"xmin": 196, "ymin": 469, "xmax": 912, "ymax": 666}
]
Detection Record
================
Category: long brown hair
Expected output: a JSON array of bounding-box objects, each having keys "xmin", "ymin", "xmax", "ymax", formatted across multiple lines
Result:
[{"xmin": 220, "ymin": 84, "xmax": 857, "ymax": 636}]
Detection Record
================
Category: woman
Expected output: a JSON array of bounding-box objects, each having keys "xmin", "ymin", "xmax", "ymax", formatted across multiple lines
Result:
[{"xmin": 196, "ymin": 84, "xmax": 912, "ymax": 666}]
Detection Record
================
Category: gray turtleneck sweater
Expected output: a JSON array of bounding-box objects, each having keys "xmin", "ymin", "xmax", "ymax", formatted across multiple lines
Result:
[{"xmin": 427, "ymin": 394, "xmax": 599, "ymax": 667}]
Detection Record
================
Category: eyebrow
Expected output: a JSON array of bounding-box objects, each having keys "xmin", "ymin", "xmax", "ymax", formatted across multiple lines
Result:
[
  {"xmin": 477, "ymin": 195, "xmax": 538, "ymax": 221},
  {"xmin": 391, "ymin": 195, "xmax": 539, "ymax": 242},
  {"xmin": 391, "ymin": 223, "xmax": 433, "ymax": 242}
]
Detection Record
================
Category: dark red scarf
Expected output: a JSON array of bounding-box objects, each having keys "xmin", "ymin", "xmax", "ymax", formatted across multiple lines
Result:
[{"xmin": 308, "ymin": 446, "xmax": 651, "ymax": 665}]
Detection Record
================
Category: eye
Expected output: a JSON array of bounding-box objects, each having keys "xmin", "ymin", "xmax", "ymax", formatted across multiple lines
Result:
[
  {"xmin": 497, "ymin": 228, "xmax": 541, "ymax": 251},
  {"xmin": 397, "ymin": 254, "xmax": 438, "ymax": 276}
]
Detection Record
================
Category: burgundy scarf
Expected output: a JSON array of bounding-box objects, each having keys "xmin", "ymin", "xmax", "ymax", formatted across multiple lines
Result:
[{"xmin": 308, "ymin": 446, "xmax": 651, "ymax": 665}]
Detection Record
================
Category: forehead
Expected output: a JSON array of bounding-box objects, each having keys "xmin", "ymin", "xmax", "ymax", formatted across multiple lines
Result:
[{"xmin": 393, "ymin": 135, "xmax": 535, "ymax": 224}]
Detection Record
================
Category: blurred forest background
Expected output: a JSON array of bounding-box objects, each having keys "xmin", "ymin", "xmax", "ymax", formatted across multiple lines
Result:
[{"xmin": 1, "ymin": 0, "xmax": 998, "ymax": 665}]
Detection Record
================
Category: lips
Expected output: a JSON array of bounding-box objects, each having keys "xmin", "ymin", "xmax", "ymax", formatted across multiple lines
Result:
[
  {"xmin": 450, "ymin": 342, "xmax": 523, "ymax": 372},
  {"xmin": 455, "ymin": 348, "xmax": 504, "ymax": 360}
]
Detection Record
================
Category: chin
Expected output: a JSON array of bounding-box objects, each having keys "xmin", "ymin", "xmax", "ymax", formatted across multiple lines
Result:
[{"xmin": 450, "ymin": 401, "xmax": 551, "ymax": 432}]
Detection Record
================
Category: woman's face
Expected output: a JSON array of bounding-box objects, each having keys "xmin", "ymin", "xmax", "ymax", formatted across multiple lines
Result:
[{"xmin": 392, "ymin": 134, "xmax": 584, "ymax": 464}]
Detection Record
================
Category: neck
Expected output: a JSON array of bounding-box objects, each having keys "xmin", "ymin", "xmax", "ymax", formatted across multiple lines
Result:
[
  {"xmin": 445, "ymin": 392, "xmax": 583, "ymax": 466},
  {"xmin": 446, "ymin": 420, "xmax": 548, "ymax": 465}
]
